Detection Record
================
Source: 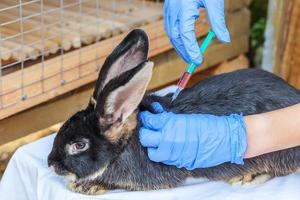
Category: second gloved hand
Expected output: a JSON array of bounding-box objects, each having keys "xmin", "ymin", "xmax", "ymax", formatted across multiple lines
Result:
[
  {"xmin": 139, "ymin": 102, "xmax": 247, "ymax": 169},
  {"xmin": 164, "ymin": 0, "xmax": 231, "ymax": 66}
]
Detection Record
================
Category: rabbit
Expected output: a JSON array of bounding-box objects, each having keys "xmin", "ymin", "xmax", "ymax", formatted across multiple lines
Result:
[{"xmin": 48, "ymin": 29, "xmax": 300, "ymax": 195}]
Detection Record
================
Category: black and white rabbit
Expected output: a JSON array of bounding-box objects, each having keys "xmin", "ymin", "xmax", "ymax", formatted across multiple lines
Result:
[{"xmin": 48, "ymin": 29, "xmax": 300, "ymax": 195}]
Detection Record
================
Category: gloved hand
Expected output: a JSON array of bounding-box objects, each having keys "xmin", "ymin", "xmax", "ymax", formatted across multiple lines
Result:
[
  {"xmin": 164, "ymin": 0, "xmax": 231, "ymax": 66},
  {"xmin": 139, "ymin": 102, "xmax": 247, "ymax": 169}
]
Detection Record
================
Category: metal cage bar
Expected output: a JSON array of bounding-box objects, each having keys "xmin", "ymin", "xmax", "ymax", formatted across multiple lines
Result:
[{"xmin": 0, "ymin": 0, "xmax": 169, "ymax": 119}]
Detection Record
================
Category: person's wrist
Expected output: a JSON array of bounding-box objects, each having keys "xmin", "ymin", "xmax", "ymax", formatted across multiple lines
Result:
[
  {"xmin": 244, "ymin": 114, "xmax": 272, "ymax": 158},
  {"xmin": 227, "ymin": 114, "xmax": 247, "ymax": 164}
]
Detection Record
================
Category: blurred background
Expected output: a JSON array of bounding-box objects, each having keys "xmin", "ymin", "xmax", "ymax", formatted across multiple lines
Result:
[{"xmin": 0, "ymin": 0, "xmax": 299, "ymax": 177}]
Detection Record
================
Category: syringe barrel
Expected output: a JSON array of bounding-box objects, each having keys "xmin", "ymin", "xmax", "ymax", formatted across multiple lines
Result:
[{"xmin": 177, "ymin": 72, "xmax": 192, "ymax": 89}]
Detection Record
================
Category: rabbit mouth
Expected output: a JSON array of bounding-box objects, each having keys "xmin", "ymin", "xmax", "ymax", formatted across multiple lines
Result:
[
  {"xmin": 50, "ymin": 164, "xmax": 76, "ymax": 180},
  {"xmin": 50, "ymin": 165, "xmax": 67, "ymax": 175}
]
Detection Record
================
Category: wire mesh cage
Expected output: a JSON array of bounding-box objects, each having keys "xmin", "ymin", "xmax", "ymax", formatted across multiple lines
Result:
[
  {"xmin": 0, "ymin": 0, "xmax": 214, "ymax": 120},
  {"xmin": 0, "ymin": 0, "xmax": 177, "ymax": 119}
]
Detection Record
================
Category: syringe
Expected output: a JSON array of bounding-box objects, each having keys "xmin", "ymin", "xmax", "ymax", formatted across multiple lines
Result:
[{"xmin": 171, "ymin": 31, "xmax": 215, "ymax": 102}]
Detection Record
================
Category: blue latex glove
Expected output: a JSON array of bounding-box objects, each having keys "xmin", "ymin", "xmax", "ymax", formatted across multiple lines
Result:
[
  {"xmin": 164, "ymin": 0, "xmax": 231, "ymax": 66},
  {"xmin": 139, "ymin": 102, "xmax": 247, "ymax": 169}
]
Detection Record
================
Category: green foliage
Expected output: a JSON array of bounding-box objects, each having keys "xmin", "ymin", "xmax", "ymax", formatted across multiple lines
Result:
[{"xmin": 249, "ymin": 0, "xmax": 268, "ymax": 67}]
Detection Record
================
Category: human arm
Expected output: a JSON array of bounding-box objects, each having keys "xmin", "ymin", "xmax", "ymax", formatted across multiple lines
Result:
[
  {"xmin": 139, "ymin": 102, "xmax": 300, "ymax": 169},
  {"xmin": 164, "ymin": 0, "xmax": 230, "ymax": 66},
  {"xmin": 244, "ymin": 103, "xmax": 300, "ymax": 158}
]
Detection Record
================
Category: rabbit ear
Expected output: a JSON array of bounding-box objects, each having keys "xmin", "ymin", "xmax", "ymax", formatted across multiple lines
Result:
[
  {"xmin": 92, "ymin": 29, "xmax": 149, "ymax": 101},
  {"xmin": 97, "ymin": 61, "xmax": 153, "ymax": 130}
]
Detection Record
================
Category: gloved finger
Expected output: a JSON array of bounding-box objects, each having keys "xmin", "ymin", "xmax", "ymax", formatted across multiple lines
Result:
[
  {"xmin": 151, "ymin": 102, "xmax": 164, "ymax": 114},
  {"xmin": 179, "ymin": 2, "xmax": 203, "ymax": 66},
  {"xmin": 170, "ymin": 38, "xmax": 191, "ymax": 64},
  {"xmin": 147, "ymin": 147, "xmax": 162, "ymax": 162},
  {"xmin": 163, "ymin": 0, "xmax": 180, "ymax": 39},
  {"xmin": 139, "ymin": 128, "xmax": 161, "ymax": 148},
  {"xmin": 147, "ymin": 130, "xmax": 175, "ymax": 163},
  {"xmin": 139, "ymin": 111, "xmax": 167, "ymax": 130},
  {"xmin": 162, "ymin": 159, "xmax": 180, "ymax": 167},
  {"xmin": 164, "ymin": 0, "xmax": 191, "ymax": 64},
  {"xmin": 147, "ymin": 147, "xmax": 172, "ymax": 163},
  {"xmin": 163, "ymin": 0, "xmax": 171, "ymax": 37},
  {"xmin": 204, "ymin": 0, "xmax": 230, "ymax": 43}
]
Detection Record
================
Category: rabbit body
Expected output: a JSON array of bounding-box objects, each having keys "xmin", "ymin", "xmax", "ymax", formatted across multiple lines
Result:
[
  {"xmin": 48, "ymin": 29, "xmax": 300, "ymax": 195},
  {"xmin": 92, "ymin": 69, "xmax": 300, "ymax": 192}
]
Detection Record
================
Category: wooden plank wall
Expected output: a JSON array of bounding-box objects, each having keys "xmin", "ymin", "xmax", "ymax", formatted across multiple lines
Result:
[
  {"xmin": 0, "ymin": 0, "xmax": 251, "ymax": 120},
  {"xmin": 277, "ymin": 0, "xmax": 300, "ymax": 88}
]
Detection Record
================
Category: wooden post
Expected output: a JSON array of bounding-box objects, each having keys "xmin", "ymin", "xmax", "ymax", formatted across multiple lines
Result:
[{"xmin": 266, "ymin": 0, "xmax": 300, "ymax": 88}]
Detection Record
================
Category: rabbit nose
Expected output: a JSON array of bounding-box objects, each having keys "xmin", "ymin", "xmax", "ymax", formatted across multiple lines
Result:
[
  {"xmin": 48, "ymin": 151, "xmax": 59, "ymax": 167},
  {"xmin": 48, "ymin": 158, "xmax": 54, "ymax": 168},
  {"xmin": 48, "ymin": 158, "xmax": 55, "ymax": 167}
]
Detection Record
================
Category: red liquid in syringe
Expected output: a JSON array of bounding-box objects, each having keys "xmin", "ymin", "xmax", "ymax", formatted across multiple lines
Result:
[{"xmin": 177, "ymin": 72, "xmax": 192, "ymax": 89}]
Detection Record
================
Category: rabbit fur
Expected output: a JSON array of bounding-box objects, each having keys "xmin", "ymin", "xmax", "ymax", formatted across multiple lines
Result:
[{"xmin": 48, "ymin": 29, "xmax": 300, "ymax": 195}]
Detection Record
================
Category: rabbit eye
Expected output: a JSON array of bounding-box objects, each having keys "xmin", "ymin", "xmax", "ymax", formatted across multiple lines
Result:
[
  {"xmin": 68, "ymin": 140, "xmax": 89, "ymax": 155},
  {"xmin": 75, "ymin": 142, "xmax": 86, "ymax": 150}
]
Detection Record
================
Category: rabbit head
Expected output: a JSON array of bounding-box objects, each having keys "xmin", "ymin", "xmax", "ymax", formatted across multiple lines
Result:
[{"xmin": 47, "ymin": 29, "xmax": 153, "ymax": 182}]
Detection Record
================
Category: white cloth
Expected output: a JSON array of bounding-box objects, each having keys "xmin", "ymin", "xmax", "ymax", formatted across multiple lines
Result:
[{"xmin": 1, "ymin": 134, "xmax": 300, "ymax": 200}]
